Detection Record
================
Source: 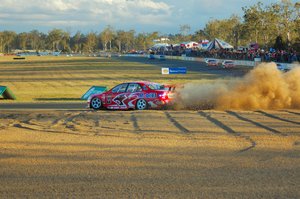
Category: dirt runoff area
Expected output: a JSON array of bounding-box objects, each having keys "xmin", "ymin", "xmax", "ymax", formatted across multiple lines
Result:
[{"xmin": 0, "ymin": 109, "xmax": 299, "ymax": 198}]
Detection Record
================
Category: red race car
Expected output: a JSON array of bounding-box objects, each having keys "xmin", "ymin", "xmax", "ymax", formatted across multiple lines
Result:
[
  {"xmin": 206, "ymin": 59, "xmax": 218, "ymax": 66},
  {"xmin": 222, "ymin": 60, "xmax": 235, "ymax": 68},
  {"xmin": 88, "ymin": 81, "xmax": 175, "ymax": 110}
]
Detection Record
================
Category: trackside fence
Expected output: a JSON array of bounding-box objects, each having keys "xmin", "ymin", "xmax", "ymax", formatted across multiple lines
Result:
[{"xmin": 123, "ymin": 54, "xmax": 296, "ymax": 70}]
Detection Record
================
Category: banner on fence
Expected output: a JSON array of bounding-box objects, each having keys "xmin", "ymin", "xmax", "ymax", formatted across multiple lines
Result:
[{"xmin": 162, "ymin": 67, "xmax": 187, "ymax": 75}]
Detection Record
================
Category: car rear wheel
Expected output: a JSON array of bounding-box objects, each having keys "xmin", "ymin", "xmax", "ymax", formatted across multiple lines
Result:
[
  {"xmin": 90, "ymin": 97, "xmax": 102, "ymax": 110},
  {"xmin": 136, "ymin": 99, "xmax": 147, "ymax": 110}
]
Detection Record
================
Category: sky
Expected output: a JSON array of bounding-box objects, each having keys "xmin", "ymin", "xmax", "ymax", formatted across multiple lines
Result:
[{"xmin": 0, "ymin": 0, "xmax": 297, "ymax": 35}]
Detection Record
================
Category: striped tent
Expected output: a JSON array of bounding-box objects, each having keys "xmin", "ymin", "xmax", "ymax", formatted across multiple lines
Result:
[{"xmin": 206, "ymin": 38, "xmax": 234, "ymax": 51}]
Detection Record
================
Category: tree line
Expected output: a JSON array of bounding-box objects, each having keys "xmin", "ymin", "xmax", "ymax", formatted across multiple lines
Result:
[{"xmin": 0, "ymin": 0, "xmax": 299, "ymax": 54}]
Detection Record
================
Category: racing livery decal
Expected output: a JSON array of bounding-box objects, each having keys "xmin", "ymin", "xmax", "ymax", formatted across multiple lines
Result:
[{"xmin": 113, "ymin": 94, "xmax": 127, "ymax": 106}]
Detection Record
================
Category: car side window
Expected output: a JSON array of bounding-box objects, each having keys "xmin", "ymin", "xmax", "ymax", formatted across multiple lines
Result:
[
  {"xmin": 127, "ymin": 84, "xmax": 142, "ymax": 92},
  {"xmin": 127, "ymin": 84, "xmax": 136, "ymax": 93},
  {"xmin": 136, "ymin": 84, "xmax": 142, "ymax": 92},
  {"xmin": 111, "ymin": 83, "xmax": 128, "ymax": 93}
]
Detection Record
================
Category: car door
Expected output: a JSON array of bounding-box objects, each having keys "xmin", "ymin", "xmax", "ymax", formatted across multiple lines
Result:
[
  {"xmin": 106, "ymin": 83, "xmax": 128, "ymax": 109},
  {"xmin": 125, "ymin": 83, "xmax": 143, "ymax": 108}
]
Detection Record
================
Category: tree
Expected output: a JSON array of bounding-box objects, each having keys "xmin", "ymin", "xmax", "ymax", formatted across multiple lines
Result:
[
  {"xmin": 193, "ymin": 29, "xmax": 210, "ymax": 42},
  {"xmin": 60, "ymin": 31, "xmax": 71, "ymax": 52},
  {"xmin": 135, "ymin": 33, "xmax": 147, "ymax": 51},
  {"xmin": 84, "ymin": 32, "xmax": 97, "ymax": 53},
  {"xmin": 115, "ymin": 30, "xmax": 126, "ymax": 52},
  {"xmin": 242, "ymin": 2, "xmax": 265, "ymax": 44},
  {"xmin": 71, "ymin": 31, "xmax": 84, "ymax": 53},
  {"xmin": 123, "ymin": 30, "xmax": 135, "ymax": 52},
  {"xmin": 17, "ymin": 32, "xmax": 28, "ymax": 50},
  {"xmin": 47, "ymin": 29, "xmax": 64, "ymax": 51},
  {"xmin": 274, "ymin": 35, "xmax": 286, "ymax": 50},
  {"xmin": 272, "ymin": 0, "xmax": 299, "ymax": 47},
  {"xmin": 134, "ymin": 32, "xmax": 157, "ymax": 51},
  {"xmin": 100, "ymin": 25, "xmax": 115, "ymax": 51},
  {"xmin": 0, "ymin": 32, "xmax": 4, "ymax": 52},
  {"xmin": 203, "ymin": 15, "xmax": 242, "ymax": 47},
  {"xmin": 28, "ymin": 30, "xmax": 41, "ymax": 50},
  {"xmin": 47, "ymin": 29, "xmax": 70, "ymax": 52},
  {"xmin": 294, "ymin": 2, "xmax": 300, "ymax": 50},
  {"xmin": 1, "ymin": 31, "xmax": 17, "ymax": 53},
  {"xmin": 259, "ymin": 5, "xmax": 279, "ymax": 48},
  {"xmin": 37, "ymin": 32, "xmax": 47, "ymax": 51}
]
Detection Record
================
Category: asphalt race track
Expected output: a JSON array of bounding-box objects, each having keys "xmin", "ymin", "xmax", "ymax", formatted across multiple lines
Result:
[
  {"xmin": 118, "ymin": 56, "xmax": 251, "ymax": 77},
  {"xmin": 0, "ymin": 102, "xmax": 86, "ymax": 110}
]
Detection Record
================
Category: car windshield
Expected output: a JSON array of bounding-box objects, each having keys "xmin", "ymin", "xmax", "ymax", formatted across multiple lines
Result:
[{"xmin": 147, "ymin": 83, "xmax": 164, "ymax": 90}]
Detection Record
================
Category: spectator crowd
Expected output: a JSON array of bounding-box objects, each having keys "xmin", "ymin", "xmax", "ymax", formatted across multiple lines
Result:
[{"xmin": 155, "ymin": 46, "xmax": 300, "ymax": 63}]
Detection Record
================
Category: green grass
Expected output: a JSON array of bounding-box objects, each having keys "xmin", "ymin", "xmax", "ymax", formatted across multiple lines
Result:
[{"xmin": 0, "ymin": 56, "xmax": 224, "ymax": 102}]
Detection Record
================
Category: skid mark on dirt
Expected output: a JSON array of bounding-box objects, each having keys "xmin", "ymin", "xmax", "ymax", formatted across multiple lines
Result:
[
  {"xmin": 198, "ymin": 111, "xmax": 256, "ymax": 152},
  {"xmin": 15, "ymin": 113, "xmax": 48, "ymax": 132},
  {"xmin": 0, "ymin": 114, "xmax": 19, "ymax": 130},
  {"xmin": 226, "ymin": 111, "xmax": 287, "ymax": 136},
  {"xmin": 0, "ymin": 114, "xmax": 18, "ymax": 120},
  {"xmin": 13, "ymin": 123, "xmax": 39, "ymax": 131},
  {"xmin": 256, "ymin": 111, "xmax": 300, "ymax": 126},
  {"xmin": 1, "ymin": 110, "xmax": 300, "ymax": 147},
  {"xmin": 52, "ymin": 117, "xmax": 65, "ymax": 125},
  {"xmin": 60, "ymin": 112, "xmax": 85, "ymax": 132},
  {"xmin": 11, "ymin": 123, "xmax": 86, "ymax": 136},
  {"xmin": 163, "ymin": 111, "xmax": 220, "ymax": 134},
  {"xmin": 130, "ymin": 112, "xmax": 141, "ymax": 132},
  {"xmin": 7, "ymin": 112, "xmax": 90, "ymax": 136},
  {"xmin": 128, "ymin": 111, "xmax": 181, "ymax": 133},
  {"xmin": 93, "ymin": 115, "xmax": 100, "ymax": 127},
  {"xmin": 83, "ymin": 112, "xmax": 134, "ymax": 133},
  {"xmin": 164, "ymin": 112, "xmax": 190, "ymax": 134},
  {"xmin": 284, "ymin": 110, "xmax": 300, "ymax": 116}
]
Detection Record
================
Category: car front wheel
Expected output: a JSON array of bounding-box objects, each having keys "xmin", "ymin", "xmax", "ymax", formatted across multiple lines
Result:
[
  {"xmin": 136, "ymin": 99, "xmax": 147, "ymax": 110},
  {"xmin": 90, "ymin": 97, "xmax": 102, "ymax": 110}
]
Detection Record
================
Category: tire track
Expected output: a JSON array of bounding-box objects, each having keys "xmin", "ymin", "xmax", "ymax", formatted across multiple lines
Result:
[
  {"xmin": 130, "ymin": 112, "xmax": 141, "ymax": 132},
  {"xmin": 198, "ymin": 111, "xmax": 256, "ymax": 153},
  {"xmin": 227, "ymin": 111, "xmax": 287, "ymax": 136},
  {"xmin": 284, "ymin": 110, "xmax": 300, "ymax": 116},
  {"xmin": 12, "ymin": 123, "xmax": 88, "ymax": 136},
  {"xmin": 62, "ymin": 112, "xmax": 84, "ymax": 132},
  {"xmin": 19, "ymin": 113, "xmax": 45, "ymax": 130},
  {"xmin": 52, "ymin": 117, "xmax": 65, "ymax": 125},
  {"xmin": 256, "ymin": 110, "xmax": 300, "ymax": 126},
  {"xmin": 0, "ymin": 113, "xmax": 18, "ymax": 130},
  {"xmin": 164, "ymin": 112, "xmax": 190, "ymax": 134}
]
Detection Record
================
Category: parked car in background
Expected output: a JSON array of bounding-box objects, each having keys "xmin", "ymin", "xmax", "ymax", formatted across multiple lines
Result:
[{"xmin": 88, "ymin": 81, "xmax": 175, "ymax": 110}]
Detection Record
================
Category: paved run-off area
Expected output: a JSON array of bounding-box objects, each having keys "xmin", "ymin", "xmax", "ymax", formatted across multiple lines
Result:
[{"xmin": 0, "ymin": 110, "xmax": 299, "ymax": 198}]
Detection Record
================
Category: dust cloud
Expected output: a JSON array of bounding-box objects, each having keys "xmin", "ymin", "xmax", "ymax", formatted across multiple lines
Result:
[{"xmin": 175, "ymin": 62, "xmax": 300, "ymax": 110}]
